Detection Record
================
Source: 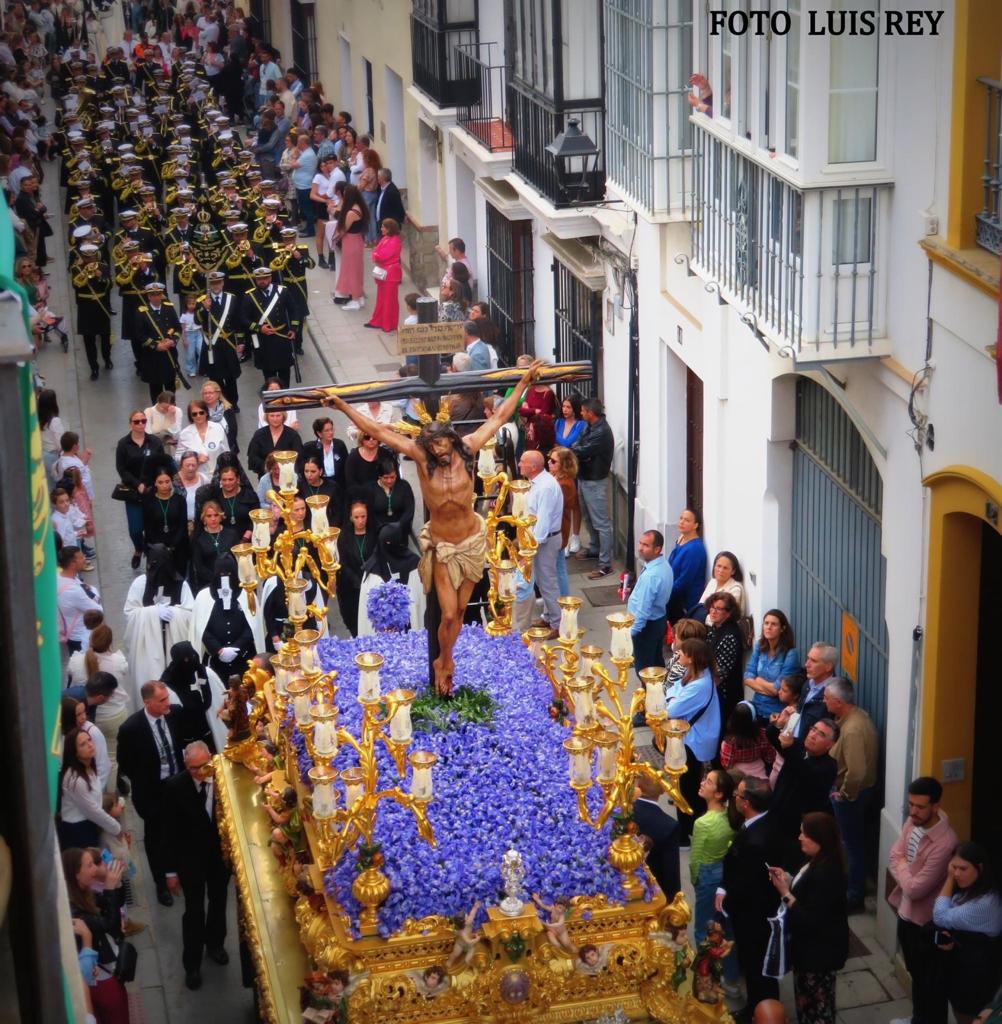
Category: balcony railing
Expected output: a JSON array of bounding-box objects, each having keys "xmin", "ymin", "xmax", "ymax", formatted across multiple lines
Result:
[
  {"xmin": 454, "ymin": 42, "xmax": 513, "ymax": 153},
  {"xmin": 977, "ymin": 76, "xmax": 1002, "ymax": 255},
  {"xmin": 691, "ymin": 124, "xmax": 892, "ymax": 355},
  {"xmin": 508, "ymin": 80, "xmax": 605, "ymax": 207},
  {"xmin": 410, "ymin": 13, "xmax": 478, "ymax": 109}
]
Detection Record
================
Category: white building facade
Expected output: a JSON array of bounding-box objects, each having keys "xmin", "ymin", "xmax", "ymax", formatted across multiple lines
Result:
[{"xmin": 404, "ymin": 0, "xmax": 1002, "ymax": 957}]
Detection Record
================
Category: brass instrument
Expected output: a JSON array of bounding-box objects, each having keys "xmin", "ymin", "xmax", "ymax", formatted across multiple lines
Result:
[
  {"xmin": 111, "ymin": 173, "xmax": 128, "ymax": 191},
  {"xmin": 165, "ymin": 241, "xmax": 183, "ymax": 264},
  {"xmin": 269, "ymin": 249, "xmax": 291, "ymax": 272},
  {"xmin": 252, "ymin": 222, "xmax": 272, "ymax": 245},
  {"xmin": 177, "ymin": 245, "xmax": 199, "ymax": 287},
  {"xmin": 71, "ymin": 262, "xmax": 103, "ymax": 288},
  {"xmin": 114, "ymin": 264, "xmax": 136, "ymax": 287},
  {"xmin": 111, "ymin": 240, "xmax": 126, "ymax": 264}
]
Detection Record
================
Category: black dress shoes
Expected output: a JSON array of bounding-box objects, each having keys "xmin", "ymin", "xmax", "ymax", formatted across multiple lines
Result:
[
  {"xmin": 156, "ymin": 887, "xmax": 174, "ymax": 907},
  {"xmin": 206, "ymin": 946, "xmax": 229, "ymax": 965},
  {"xmin": 185, "ymin": 970, "xmax": 202, "ymax": 990}
]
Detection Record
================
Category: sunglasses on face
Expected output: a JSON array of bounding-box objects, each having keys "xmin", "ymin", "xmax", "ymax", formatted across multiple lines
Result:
[
  {"xmin": 191, "ymin": 410, "xmax": 207, "ymax": 417},
  {"xmin": 132, "ymin": 418, "xmax": 147, "ymax": 424}
]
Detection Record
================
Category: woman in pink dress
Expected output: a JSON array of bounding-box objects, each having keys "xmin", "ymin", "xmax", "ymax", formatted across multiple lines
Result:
[
  {"xmin": 366, "ymin": 219, "xmax": 403, "ymax": 332},
  {"xmin": 332, "ymin": 184, "xmax": 368, "ymax": 310}
]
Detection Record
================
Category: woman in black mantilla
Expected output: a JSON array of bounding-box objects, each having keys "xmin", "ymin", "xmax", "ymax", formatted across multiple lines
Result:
[
  {"xmin": 189, "ymin": 499, "xmax": 240, "ymax": 592},
  {"xmin": 336, "ymin": 500, "xmax": 374, "ymax": 637},
  {"xmin": 298, "ymin": 454, "xmax": 343, "ymax": 528},
  {"xmin": 201, "ymin": 553, "xmax": 256, "ymax": 680}
]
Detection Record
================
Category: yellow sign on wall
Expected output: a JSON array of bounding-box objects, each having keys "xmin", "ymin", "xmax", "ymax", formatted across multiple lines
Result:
[{"xmin": 841, "ymin": 610, "xmax": 860, "ymax": 682}]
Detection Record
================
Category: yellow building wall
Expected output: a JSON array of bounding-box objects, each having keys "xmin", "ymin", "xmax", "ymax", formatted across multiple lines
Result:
[
  {"xmin": 313, "ymin": 0, "xmax": 425, "ymax": 222},
  {"xmin": 920, "ymin": 467, "xmax": 1002, "ymax": 839}
]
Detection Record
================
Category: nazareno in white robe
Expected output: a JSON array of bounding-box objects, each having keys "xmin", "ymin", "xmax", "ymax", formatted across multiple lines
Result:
[{"xmin": 123, "ymin": 576, "xmax": 195, "ymax": 692}]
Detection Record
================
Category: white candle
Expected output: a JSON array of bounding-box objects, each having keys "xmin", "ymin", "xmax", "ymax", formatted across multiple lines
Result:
[
  {"xmin": 559, "ymin": 606, "xmax": 578, "ymax": 642},
  {"xmin": 571, "ymin": 687, "xmax": 594, "ymax": 724},
  {"xmin": 309, "ymin": 505, "xmax": 328, "ymax": 535},
  {"xmin": 344, "ymin": 778, "xmax": 364, "ymax": 807},
  {"xmin": 598, "ymin": 744, "xmax": 618, "ymax": 783},
  {"xmin": 645, "ymin": 681, "xmax": 667, "ymax": 719},
  {"xmin": 323, "ymin": 532, "xmax": 339, "ymax": 562},
  {"xmin": 313, "ymin": 719, "xmax": 336, "ymax": 756},
  {"xmin": 274, "ymin": 664, "xmax": 289, "ymax": 696},
  {"xmin": 497, "ymin": 563, "xmax": 516, "ymax": 600},
  {"xmin": 510, "ymin": 487, "xmax": 528, "ymax": 518},
  {"xmin": 278, "ymin": 459, "xmax": 296, "ymax": 491},
  {"xmin": 312, "ymin": 780, "xmax": 336, "ymax": 818},
  {"xmin": 299, "ymin": 644, "xmax": 318, "ymax": 672},
  {"xmin": 252, "ymin": 520, "xmax": 271, "ymax": 551},
  {"xmin": 411, "ymin": 764, "xmax": 433, "ymax": 801},
  {"xmin": 236, "ymin": 551, "xmax": 256, "ymax": 584},
  {"xmin": 358, "ymin": 666, "xmax": 380, "ymax": 701},
  {"xmin": 390, "ymin": 704, "xmax": 412, "ymax": 742},
  {"xmin": 665, "ymin": 735, "xmax": 687, "ymax": 772},
  {"xmin": 610, "ymin": 626, "xmax": 633, "ymax": 661},
  {"xmin": 287, "ymin": 586, "xmax": 307, "ymax": 621},
  {"xmin": 293, "ymin": 692, "xmax": 310, "ymax": 726},
  {"xmin": 571, "ymin": 751, "xmax": 591, "ymax": 787},
  {"xmin": 477, "ymin": 446, "xmax": 495, "ymax": 476}
]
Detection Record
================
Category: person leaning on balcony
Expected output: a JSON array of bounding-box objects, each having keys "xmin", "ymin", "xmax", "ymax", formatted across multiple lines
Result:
[
  {"xmin": 687, "ymin": 72, "xmax": 713, "ymax": 117},
  {"xmin": 887, "ymin": 775, "xmax": 958, "ymax": 1024}
]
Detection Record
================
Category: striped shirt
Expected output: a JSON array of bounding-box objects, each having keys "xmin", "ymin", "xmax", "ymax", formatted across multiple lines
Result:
[
  {"xmin": 933, "ymin": 891, "xmax": 1002, "ymax": 937},
  {"xmin": 907, "ymin": 825, "xmax": 927, "ymax": 863}
]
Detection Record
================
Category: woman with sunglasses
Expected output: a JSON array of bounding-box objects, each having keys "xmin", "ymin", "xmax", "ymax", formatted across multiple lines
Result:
[
  {"xmin": 547, "ymin": 446, "xmax": 579, "ymax": 597},
  {"xmin": 115, "ymin": 410, "xmax": 172, "ymax": 570},
  {"xmin": 177, "ymin": 400, "xmax": 230, "ymax": 477}
]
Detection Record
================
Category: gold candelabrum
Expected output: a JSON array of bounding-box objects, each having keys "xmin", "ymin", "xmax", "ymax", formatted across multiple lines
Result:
[
  {"xmin": 285, "ymin": 645, "xmax": 438, "ymax": 937},
  {"xmin": 476, "ymin": 440, "xmax": 540, "ymax": 636},
  {"xmin": 230, "ymin": 451, "xmax": 341, "ymax": 620},
  {"xmin": 525, "ymin": 603, "xmax": 693, "ymax": 901}
]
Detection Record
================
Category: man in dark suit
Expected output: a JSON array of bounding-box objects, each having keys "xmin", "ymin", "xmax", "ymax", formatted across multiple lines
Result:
[
  {"xmin": 766, "ymin": 716, "xmax": 838, "ymax": 858},
  {"xmin": 717, "ymin": 778, "xmax": 781, "ymax": 1022},
  {"xmin": 162, "ymin": 741, "xmax": 230, "ymax": 990},
  {"xmin": 632, "ymin": 775, "xmax": 681, "ymax": 900},
  {"xmin": 374, "ymin": 168, "xmax": 405, "ymax": 230},
  {"xmin": 241, "ymin": 265, "xmax": 295, "ymax": 388},
  {"xmin": 116, "ymin": 680, "xmax": 185, "ymax": 906}
]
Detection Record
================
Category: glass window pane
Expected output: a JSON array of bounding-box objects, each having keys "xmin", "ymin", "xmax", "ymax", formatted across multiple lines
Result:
[
  {"xmin": 833, "ymin": 197, "xmax": 872, "ymax": 264},
  {"xmin": 828, "ymin": 0, "xmax": 878, "ymax": 163},
  {"xmin": 785, "ymin": 0, "xmax": 800, "ymax": 158}
]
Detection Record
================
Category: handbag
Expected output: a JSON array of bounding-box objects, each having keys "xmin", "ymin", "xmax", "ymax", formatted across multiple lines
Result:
[
  {"xmin": 372, "ymin": 265, "xmax": 387, "ymax": 281},
  {"xmin": 110, "ymin": 482, "xmax": 139, "ymax": 502},
  {"xmin": 114, "ymin": 939, "xmax": 138, "ymax": 983}
]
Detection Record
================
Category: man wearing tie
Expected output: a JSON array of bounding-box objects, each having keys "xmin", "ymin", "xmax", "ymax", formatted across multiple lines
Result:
[
  {"xmin": 135, "ymin": 281, "xmax": 183, "ymax": 404},
  {"xmin": 162, "ymin": 741, "xmax": 231, "ymax": 990},
  {"xmin": 241, "ymin": 265, "xmax": 294, "ymax": 388},
  {"xmin": 374, "ymin": 167, "xmax": 405, "ymax": 232},
  {"xmin": 196, "ymin": 270, "xmax": 243, "ymax": 408},
  {"xmin": 117, "ymin": 681, "xmax": 185, "ymax": 907}
]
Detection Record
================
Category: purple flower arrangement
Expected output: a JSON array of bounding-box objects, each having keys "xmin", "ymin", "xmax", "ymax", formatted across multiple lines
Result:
[
  {"xmin": 295, "ymin": 626, "xmax": 642, "ymax": 939},
  {"xmin": 366, "ymin": 579, "xmax": 411, "ymax": 633}
]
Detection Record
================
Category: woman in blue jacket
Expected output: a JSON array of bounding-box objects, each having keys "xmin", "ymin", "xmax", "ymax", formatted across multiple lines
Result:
[
  {"xmin": 667, "ymin": 507, "xmax": 707, "ymax": 623},
  {"xmin": 744, "ymin": 609, "xmax": 800, "ymax": 717}
]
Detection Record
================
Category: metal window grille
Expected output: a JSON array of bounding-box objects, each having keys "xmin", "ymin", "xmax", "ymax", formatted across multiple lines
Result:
[
  {"xmin": 290, "ymin": 1, "xmax": 318, "ymax": 83},
  {"xmin": 454, "ymin": 42, "xmax": 514, "ymax": 151},
  {"xmin": 602, "ymin": 0, "xmax": 692, "ymax": 214},
  {"xmin": 411, "ymin": 9, "xmax": 479, "ymax": 108},
  {"xmin": 553, "ymin": 260, "xmax": 601, "ymax": 396},
  {"xmin": 977, "ymin": 77, "xmax": 1002, "ymax": 255},
  {"xmin": 250, "ymin": 0, "xmax": 271, "ymax": 45},
  {"xmin": 691, "ymin": 124, "xmax": 890, "ymax": 352},
  {"xmin": 485, "ymin": 205, "xmax": 535, "ymax": 364}
]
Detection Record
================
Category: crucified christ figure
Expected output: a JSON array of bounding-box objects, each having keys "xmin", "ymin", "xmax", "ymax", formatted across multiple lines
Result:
[{"xmin": 325, "ymin": 359, "xmax": 544, "ymax": 696}]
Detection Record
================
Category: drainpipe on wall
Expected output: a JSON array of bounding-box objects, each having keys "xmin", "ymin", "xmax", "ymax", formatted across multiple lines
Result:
[{"xmin": 624, "ymin": 268, "xmax": 639, "ymax": 577}]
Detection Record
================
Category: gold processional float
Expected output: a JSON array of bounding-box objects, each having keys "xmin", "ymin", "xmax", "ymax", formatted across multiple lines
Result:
[{"xmin": 213, "ymin": 441, "xmax": 733, "ymax": 1023}]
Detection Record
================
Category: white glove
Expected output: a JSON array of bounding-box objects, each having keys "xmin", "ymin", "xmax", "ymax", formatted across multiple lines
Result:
[
  {"xmin": 218, "ymin": 646, "xmax": 239, "ymax": 663},
  {"xmin": 157, "ymin": 605, "xmax": 175, "ymax": 623}
]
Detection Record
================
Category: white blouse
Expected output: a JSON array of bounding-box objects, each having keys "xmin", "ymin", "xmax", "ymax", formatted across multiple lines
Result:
[
  {"xmin": 60, "ymin": 767, "xmax": 120, "ymax": 834},
  {"xmin": 66, "ymin": 649, "xmax": 134, "ymax": 718},
  {"xmin": 698, "ymin": 575, "xmax": 746, "ymax": 616},
  {"xmin": 177, "ymin": 421, "xmax": 230, "ymax": 476}
]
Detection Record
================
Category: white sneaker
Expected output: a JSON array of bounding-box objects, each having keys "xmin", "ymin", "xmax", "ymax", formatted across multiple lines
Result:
[
  {"xmin": 567, "ymin": 535, "xmax": 581, "ymax": 554},
  {"xmin": 343, "ymin": 300, "xmax": 362, "ymax": 311},
  {"xmin": 357, "ymin": 295, "xmax": 365, "ymax": 307}
]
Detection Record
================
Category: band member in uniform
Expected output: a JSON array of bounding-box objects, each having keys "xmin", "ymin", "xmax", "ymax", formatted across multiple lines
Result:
[
  {"xmin": 71, "ymin": 243, "xmax": 114, "ymax": 380},
  {"xmin": 272, "ymin": 226, "xmax": 314, "ymax": 356},
  {"xmin": 116, "ymin": 241, "xmax": 155, "ymax": 374},
  {"xmin": 135, "ymin": 281, "xmax": 184, "ymax": 403},
  {"xmin": 196, "ymin": 271, "xmax": 243, "ymax": 409},
  {"xmin": 242, "ymin": 266, "xmax": 295, "ymax": 389}
]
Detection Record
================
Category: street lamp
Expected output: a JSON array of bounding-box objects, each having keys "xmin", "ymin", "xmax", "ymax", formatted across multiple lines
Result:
[{"xmin": 545, "ymin": 118, "xmax": 600, "ymax": 204}]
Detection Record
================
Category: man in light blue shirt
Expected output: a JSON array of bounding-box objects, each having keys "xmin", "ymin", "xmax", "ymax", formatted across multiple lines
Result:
[
  {"xmin": 290, "ymin": 134, "xmax": 319, "ymax": 236},
  {"xmin": 463, "ymin": 319, "xmax": 491, "ymax": 371},
  {"xmin": 628, "ymin": 530, "xmax": 674, "ymax": 672},
  {"xmin": 512, "ymin": 450, "xmax": 564, "ymax": 636}
]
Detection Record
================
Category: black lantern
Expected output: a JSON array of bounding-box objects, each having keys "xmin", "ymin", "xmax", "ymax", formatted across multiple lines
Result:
[{"xmin": 545, "ymin": 119, "xmax": 599, "ymax": 204}]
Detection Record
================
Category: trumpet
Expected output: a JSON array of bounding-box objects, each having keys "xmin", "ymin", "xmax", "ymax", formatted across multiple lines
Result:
[
  {"xmin": 224, "ymin": 246, "xmax": 244, "ymax": 269},
  {"xmin": 269, "ymin": 249, "xmax": 291, "ymax": 272},
  {"xmin": 114, "ymin": 265, "xmax": 136, "ymax": 286},
  {"xmin": 71, "ymin": 261, "xmax": 103, "ymax": 287}
]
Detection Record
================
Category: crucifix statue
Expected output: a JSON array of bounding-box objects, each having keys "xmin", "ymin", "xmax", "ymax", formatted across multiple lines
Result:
[{"xmin": 265, "ymin": 357, "xmax": 593, "ymax": 696}]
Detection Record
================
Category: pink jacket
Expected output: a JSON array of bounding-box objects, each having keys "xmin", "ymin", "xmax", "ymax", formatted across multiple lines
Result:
[
  {"xmin": 887, "ymin": 810, "xmax": 958, "ymax": 925},
  {"xmin": 372, "ymin": 234, "xmax": 402, "ymax": 285}
]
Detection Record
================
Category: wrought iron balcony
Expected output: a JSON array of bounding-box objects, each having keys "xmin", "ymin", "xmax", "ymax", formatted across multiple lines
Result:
[
  {"xmin": 410, "ymin": 12, "xmax": 478, "ymax": 109},
  {"xmin": 508, "ymin": 80, "xmax": 605, "ymax": 207},
  {"xmin": 454, "ymin": 42, "xmax": 513, "ymax": 152},
  {"xmin": 690, "ymin": 124, "xmax": 893, "ymax": 358},
  {"xmin": 976, "ymin": 76, "xmax": 1002, "ymax": 256}
]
